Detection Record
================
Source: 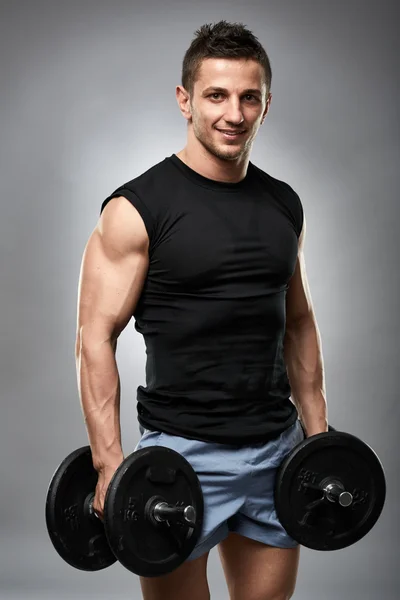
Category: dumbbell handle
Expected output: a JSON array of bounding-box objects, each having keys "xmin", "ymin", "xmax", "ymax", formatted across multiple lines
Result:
[
  {"xmin": 302, "ymin": 478, "xmax": 353, "ymax": 507},
  {"xmin": 153, "ymin": 501, "xmax": 196, "ymax": 526},
  {"xmin": 86, "ymin": 493, "xmax": 196, "ymax": 527},
  {"xmin": 324, "ymin": 481, "xmax": 353, "ymax": 507}
]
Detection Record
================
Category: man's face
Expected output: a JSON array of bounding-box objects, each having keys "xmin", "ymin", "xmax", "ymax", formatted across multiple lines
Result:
[{"xmin": 184, "ymin": 58, "xmax": 271, "ymax": 162}]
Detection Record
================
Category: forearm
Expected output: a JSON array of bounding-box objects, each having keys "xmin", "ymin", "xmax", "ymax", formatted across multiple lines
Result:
[
  {"xmin": 75, "ymin": 337, "xmax": 124, "ymax": 470},
  {"xmin": 283, "ymin": 316, "xmax": 328, "ymax": 437}
]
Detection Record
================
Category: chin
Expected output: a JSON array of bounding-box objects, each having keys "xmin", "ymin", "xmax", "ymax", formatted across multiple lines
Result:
[
  {"xmin": 215, "ymin": 150, "xmax": 243, "ymax": 162},
  {"xmin": 200, "ymin": 137, "xmax": 240, "ymax": 160}
]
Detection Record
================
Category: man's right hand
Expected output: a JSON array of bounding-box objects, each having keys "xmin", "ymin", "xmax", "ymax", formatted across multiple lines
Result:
[{"xmin": 93, "ymin": 461, "xmax": 124, "ymax": 520}]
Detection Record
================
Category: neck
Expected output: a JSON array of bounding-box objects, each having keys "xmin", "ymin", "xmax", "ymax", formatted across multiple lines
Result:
[{"xmin": 176, "ymin": 142, "xmax": 250, "ymax": 184}]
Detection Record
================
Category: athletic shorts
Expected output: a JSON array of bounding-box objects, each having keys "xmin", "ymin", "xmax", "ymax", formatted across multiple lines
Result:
[{"xmin": 134, "ymin": 419, "xmax": 305, "ymax": 561}]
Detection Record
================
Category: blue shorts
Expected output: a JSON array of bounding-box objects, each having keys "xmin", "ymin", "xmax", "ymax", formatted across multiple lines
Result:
[{"xmin": 134, "ymin": 419, "xmax": 305, "ymax": 561}]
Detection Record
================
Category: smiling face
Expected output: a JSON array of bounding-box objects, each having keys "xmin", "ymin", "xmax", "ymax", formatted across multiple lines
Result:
[{"xmin": 177, "ymin": 57, "xmax": 272, "ymax": 163}]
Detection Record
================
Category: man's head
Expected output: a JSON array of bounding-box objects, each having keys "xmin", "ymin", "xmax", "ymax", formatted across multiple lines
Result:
[{"xmin": 176, "ymin": 20, "xmax": 272, "ymax": 162}]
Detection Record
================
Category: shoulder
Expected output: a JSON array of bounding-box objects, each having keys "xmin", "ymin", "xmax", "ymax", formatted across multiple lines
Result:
[
  {"xmin": 98, "ymin": 195, "xmax": 149, "ymax": 255},
  {"xmin": 251, "ymin": 163, "xmax": 304, "ymax": 237},
  {"xmin": 100, "ymin": 157, "xmax": 173, "ymax": 239},
  {"xmin": 102, "ymin": 157, "xmax": 170, "ymax": 210},
  {"xmin": 252, "ymin": 162, "xmax": 301, "ymax": 202}
]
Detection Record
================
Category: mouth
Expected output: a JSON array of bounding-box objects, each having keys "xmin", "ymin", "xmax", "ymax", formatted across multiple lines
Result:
[{"xmin": 216, "ymin": 129, "xmax": 246, "ymax": 140}]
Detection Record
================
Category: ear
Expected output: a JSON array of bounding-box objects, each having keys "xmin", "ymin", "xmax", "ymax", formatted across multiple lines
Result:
[
  {"xmin": 176, "ymin": 86, "xmax": 192, "ymax": 121},
  {"xmin": 261, "ymin": 92, "xmax": 272, "ymax": 124}
]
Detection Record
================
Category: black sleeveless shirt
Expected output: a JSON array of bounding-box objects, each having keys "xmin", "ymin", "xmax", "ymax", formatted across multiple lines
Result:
[{"xmin": 101, "ymin": 154, "xmax": 303, "ymax": 444}]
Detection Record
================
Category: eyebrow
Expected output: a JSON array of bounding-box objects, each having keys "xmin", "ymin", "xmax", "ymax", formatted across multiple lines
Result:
[{"xmin": 202, "ymin": 86, "xmax": 262, "ymax": 96}]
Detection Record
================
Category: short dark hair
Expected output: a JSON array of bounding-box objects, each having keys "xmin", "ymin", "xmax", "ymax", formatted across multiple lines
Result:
[{"xmin": 181, "ymin": 20, "xmax": 272, "ymax": 100}]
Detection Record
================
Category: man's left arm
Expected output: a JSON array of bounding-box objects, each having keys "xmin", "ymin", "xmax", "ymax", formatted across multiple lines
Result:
[{"xmin": 283, "ymin": 214, "xmax": 328, "ymax": 437}]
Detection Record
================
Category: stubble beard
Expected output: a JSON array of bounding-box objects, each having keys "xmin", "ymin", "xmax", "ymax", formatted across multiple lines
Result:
[{"xmin": 195, "ymin": 119, "xmax": 250, "ymax": 162}]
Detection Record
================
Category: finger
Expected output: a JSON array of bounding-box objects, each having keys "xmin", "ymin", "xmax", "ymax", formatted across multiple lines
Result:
[
  {"xmin": 93, "ymin": 499, "xmax": 104, "ymax": 521},
  {"xmin": 93, "ymin": 507, "xmax": 104, "ymax": 521}
]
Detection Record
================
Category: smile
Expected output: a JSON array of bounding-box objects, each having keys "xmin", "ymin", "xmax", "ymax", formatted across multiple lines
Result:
[{"xmin": 217, "ymin": 129, "xmax": 246, "ymax": 139}]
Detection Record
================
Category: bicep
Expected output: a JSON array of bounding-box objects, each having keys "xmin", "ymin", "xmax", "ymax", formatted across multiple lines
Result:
[{"xmin": 76, "ymin": 196, "xmax": 149, "ymax": 348}]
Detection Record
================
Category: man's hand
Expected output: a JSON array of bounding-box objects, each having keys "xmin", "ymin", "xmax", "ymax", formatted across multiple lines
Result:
[{"xmin": 93, "ymin": 459, "xmax": 124, "ymax": 520}]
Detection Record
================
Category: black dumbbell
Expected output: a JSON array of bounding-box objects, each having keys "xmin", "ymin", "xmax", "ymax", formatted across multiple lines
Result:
[
  {"xmin": 274, "ymin": 425, "xmax": 386, "ymax": 550},
  {"xmin": 45, "ymin": 445, "xmax": 204, "ymax": 577}
]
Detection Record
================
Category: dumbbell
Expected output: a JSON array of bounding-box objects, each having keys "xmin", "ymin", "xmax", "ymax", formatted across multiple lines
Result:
[
  {"xmin": 45, "ymin": 445, "xmax": 204, "ymax": 577},
  {"xmin": 274, "ymin": 425, "xmax": 386, "ymax": 550}
]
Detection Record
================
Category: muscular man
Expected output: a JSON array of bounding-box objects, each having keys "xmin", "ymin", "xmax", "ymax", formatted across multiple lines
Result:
[{"xmin": 75, "ymin": 20, "xmax": 327, "ymax": 600}]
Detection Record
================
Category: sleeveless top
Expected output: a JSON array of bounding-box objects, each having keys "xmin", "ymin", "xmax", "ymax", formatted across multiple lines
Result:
[{"xmin": 101, "ymin": 154, "xmax": 303, "ymax": 444}]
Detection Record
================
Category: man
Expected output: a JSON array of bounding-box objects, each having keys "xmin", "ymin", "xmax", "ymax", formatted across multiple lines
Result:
[{"xmin": 75, "ymin": 20, "xmax": 328, "ymax": 600}]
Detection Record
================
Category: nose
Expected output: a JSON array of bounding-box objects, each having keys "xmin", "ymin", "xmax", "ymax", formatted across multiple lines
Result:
[{"xmin": 222, "ymin": 98, "xmax": 245, "ymax": 126}]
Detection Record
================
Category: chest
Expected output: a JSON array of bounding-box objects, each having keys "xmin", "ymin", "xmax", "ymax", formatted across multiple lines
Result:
[{"xmin": 149, "ymin": 193, "xmax": 299, "ymax": 293}]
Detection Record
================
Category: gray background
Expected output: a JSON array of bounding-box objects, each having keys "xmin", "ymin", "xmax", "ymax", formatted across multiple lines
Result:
[{"xmin": 1, "ymin": 0, "xmax": 399, "ymax": 598}]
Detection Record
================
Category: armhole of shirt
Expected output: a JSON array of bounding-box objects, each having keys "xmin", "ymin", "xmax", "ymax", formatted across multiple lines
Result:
[{"xmin": 100, "ymin": 186, "xmax": 155, "ymax": 241}]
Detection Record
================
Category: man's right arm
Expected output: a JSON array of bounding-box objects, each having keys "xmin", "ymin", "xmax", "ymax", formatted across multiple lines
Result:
[{"xmin": 75, "ymin": 195, "xmax": 149, "ymax": 472}]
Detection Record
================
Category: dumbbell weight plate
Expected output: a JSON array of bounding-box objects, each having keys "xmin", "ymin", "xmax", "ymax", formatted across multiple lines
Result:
[
  {"xmin": 104, "ymin": 445, "xmax": 204, "ymax": 577},
  {"xmin": 45, "ymin": 446, "xmax": 117, "ymax": 571},
  {"xmin": 275, "ymin": 430, "xmax": 386, "ymax": 550}
]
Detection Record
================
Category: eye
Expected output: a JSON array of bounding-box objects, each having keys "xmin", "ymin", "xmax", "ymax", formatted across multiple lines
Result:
[
  {"xmin": 208, "ymin": 93, "xmax": 259, "ymax": 102},
  {"xmin": 244, "ymin": 95, "xmax": 260, "ymax": 102}
]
